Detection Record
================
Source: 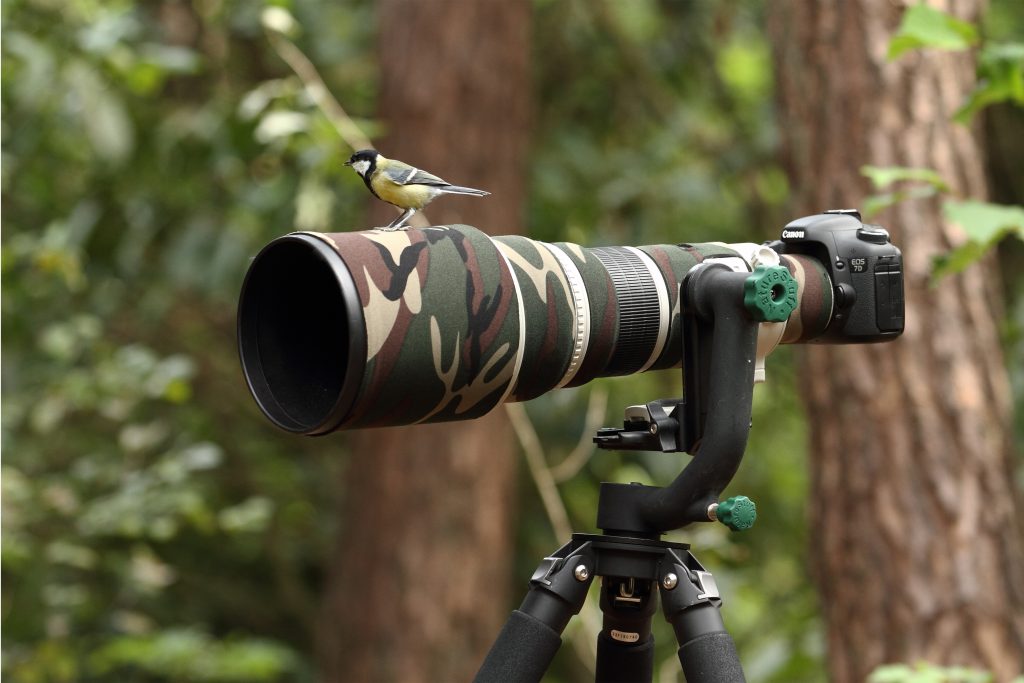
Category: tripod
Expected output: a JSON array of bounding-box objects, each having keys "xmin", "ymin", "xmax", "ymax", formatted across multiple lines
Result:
[
  {"xmin": 475, "ymin": 259, "xmax": 797, "ymax": 682},
  {"xmin": 472, "ymin": 527, "xmax": 747, "ymax": 683}
]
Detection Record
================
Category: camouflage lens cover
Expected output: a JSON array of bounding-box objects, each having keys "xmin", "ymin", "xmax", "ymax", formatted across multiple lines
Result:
[
  {"xmin": 779, "ymin": 254, "xmax": 833, "ymax": 343},
  {"xmin": 238, "ymin": 225, "xmax": 835, "ymax": 434},
  {"xmin": 316, "ymin": 226, "xmax": 523, "ymax": 429}
]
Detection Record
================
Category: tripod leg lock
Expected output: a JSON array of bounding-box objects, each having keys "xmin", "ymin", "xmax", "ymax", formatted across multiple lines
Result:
[
  {"xmin": 474, "ymin": 543, "xmax": 597, "ymax": 683},
  {"xmin": 519, "ymin": 542, "xmax": 595, "ymax": 634},
  {"xmin": 660, "ymin": 549, "xmax": 720, "ymax": 610},
  {"xmin": 660, "ymin": 549, "xmax": 747, "ymax": 683}
]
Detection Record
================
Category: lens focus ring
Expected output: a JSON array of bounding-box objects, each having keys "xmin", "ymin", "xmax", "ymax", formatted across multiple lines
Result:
[{"xmin": 591, "ymin": 247, "xmax": 663, "ymax": 376}]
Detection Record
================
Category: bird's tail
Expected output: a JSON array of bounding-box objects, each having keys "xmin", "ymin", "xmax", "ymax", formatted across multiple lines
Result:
[{"xmin": 440, "ymin": 185, "xmax": 490, "ymax": 197}]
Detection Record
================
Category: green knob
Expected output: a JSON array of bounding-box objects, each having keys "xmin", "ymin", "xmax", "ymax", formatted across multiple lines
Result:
[
  {"xmin": 743, "ymin": 265, "xmax": 798, "ymax": 322},
  {"xmin": 717, "ymin": 496, "xmax": 757, "ymax": 531}
]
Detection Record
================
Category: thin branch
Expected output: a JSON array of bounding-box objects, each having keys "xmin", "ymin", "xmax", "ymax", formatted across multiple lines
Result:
[
  {"xmin": 505, "ymin": 402, "xmax": 573, "ymax": 541},
  {"xmin": 504, "ymin": 401, "xmax": 601, "ymax": 670},
  {"xmin": 265, "ymin": 29, "xmax": 373, "ymax": 152},
  {"xmin": 659, "ymin": 654, "xmax": 682, "ymax": 683},
  {"xmin": 550, "ymin": 387, "xmax": 608, "ymax": 483},
  {"xmin": 263, "ymin": 24, "xmax": 430, "ymax": 228}
]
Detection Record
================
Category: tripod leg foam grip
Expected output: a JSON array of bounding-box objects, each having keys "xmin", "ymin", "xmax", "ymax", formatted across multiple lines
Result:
[
  {"xmin": 473, "ymin": 610, "xmax": 562, "ymax": 683},
  {"xmin": 678, "ymin": 632, "xmax": 746, "ymax": 683}
]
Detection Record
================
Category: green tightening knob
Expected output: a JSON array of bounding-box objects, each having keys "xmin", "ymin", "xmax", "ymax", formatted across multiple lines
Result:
[
  {"xmin": 716, "ymin": 496, "xmax": 757, "ymax": 531},
  {"xmin": 743, "ymin": 265, "xmax": 798, "ymax": 322}
]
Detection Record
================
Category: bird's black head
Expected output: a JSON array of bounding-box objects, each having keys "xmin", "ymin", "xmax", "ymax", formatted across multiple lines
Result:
[{"xmin": 344, "ymin": 149, "xmax": 378, "ymax": 177}]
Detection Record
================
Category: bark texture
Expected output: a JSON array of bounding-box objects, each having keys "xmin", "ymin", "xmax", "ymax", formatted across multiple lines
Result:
[
  {"xmin": 770, "ymin": 2, "xmax": 1024, "ymax": 681},
  {"xmin": 315, "ymin": 2, "xmax": 530, "ymax": 682}
]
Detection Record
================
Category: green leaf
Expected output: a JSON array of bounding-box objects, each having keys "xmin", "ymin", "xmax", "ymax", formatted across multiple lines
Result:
[
  {"xmin": 717, "ymin": 38, "xmax": 771, "ymax": 102},
  {"xmin": 954, "ymin": 42, "xmax": 1024, "ymax": 122},
  {"xmin": 65, "ymin": 61, "xmax": 136, "ymax": 165},
  {"xmin": 944, "ymin": 199, "xmax": 1024, "ymax": 242},
  {"xmin": 888, "ymin": 5, "xmax": 979, "ymax": 60},
  {"xmin": 254, "ymin": 110, "xmax": 308, "ymax": 143},
  {"xmin": 946, "ymin": 666, "xmax": 993, "ymax": 683},
  {"xmin": 218, "ymin": 496, "xmax": 274, "ymax": 534},
  {"xmin": 933, "ymin": 200, "xmax": 1024, "ymax": 279},
  {"xmin": 870, "ymin": 664, "xmax": 914, "ymax": 682},
  {"xmin": 870, "ymin": 662, "xmax": 996, "ymax": 683},
  {"xmin": 89, "ymin": 629, "xmax": 297, "ymax": 681},
  {"xmin": 932, "ymin": 241, "xmax": 987, "ymax": 280},
  {"xmin": 863, "ymin": 186, "xmax": 940, "ymax": 219},
  {"xmin": 861, "ymin": 165, "xmax": 949, "ymax": 192},
  {"xmin": 860, "ymin": 166, "xmax": 949, "ymax": 218}
]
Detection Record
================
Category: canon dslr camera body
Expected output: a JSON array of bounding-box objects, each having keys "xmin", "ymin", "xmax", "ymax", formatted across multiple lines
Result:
[{"xmin": 773, "ymin": 209, "xmax": 904, "ymax": 343}]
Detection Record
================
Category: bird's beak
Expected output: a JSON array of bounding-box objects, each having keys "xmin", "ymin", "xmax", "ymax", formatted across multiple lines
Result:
[{"xmin": 343, "ymin": 160, "xmax": 352, "ymax": 166}]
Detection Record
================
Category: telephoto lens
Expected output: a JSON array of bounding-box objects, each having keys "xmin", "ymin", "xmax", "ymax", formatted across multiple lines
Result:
[{"xmin": 237, "ymin": 225, "xmax": 834, "ymax": 434}]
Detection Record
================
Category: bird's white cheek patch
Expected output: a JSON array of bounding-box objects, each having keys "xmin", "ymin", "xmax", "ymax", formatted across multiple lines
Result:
[{"xmin": 352, "ymin": 160, "xmax": 371, "ymax": 175}]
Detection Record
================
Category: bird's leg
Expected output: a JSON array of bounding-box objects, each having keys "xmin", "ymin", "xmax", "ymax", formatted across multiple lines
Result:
[{"xmin": 383, "ymin": 208, "xmax": 416, "ymax": 231}]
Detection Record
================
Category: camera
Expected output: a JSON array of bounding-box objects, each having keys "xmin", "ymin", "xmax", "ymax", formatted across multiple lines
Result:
[
  {"xmin": 236, "ymin": 212, "xmax": 903, "ymax": 434},
  {"xmin": 772, "ymin": 209, "xmax": 903, "ymax": 341}
]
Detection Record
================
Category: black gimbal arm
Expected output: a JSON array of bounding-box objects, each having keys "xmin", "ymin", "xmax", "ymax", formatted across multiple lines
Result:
[
  {"xmin": 642, "ymin": 264, "xmax": 758, "ymax": 530},
  {"xmin": 595, "ymin": 263, "xmax": 761, "ymax": 535}
]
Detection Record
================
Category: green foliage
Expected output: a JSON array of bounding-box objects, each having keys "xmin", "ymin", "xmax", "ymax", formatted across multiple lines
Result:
[
  {"xmin": 888, "ymin": 4, "xmax": 979, "ymax": 60},
  {"xmin": 887, "ymin": 4, "xmax": 1024, "ymax": 123},
  {"xmin": 530, "ymin": 1, "xmax": 790, "ymax": 248},
  {"xmin": 862, "ymin": 162, "xmax": 1024, "ymax": 279},
  {"xmin": 89, "ymin": 629, "xmax": 296, "ymax": 681},
  {"xmin": 955, "ymin": 42, "xmax": 1024, "ymax": 122},
  {"xmin": 935, "ymin": 200, "xmax": 1024, "ymax": 277},
  {"xmin": 7, "ymin": 628, "xmax": 296, "ymax": 683},
  {"xmin": 861, "ymin": 166, "xmax": 949, "ymax": 191},
  {"xmin": 868, "ymin": 7, "xmax": 1024, "ymax": 282},
  {"xmin": 869, "ymin": 661, "xmax": 996, "ymax": 683},
  {"xmin": 3, "ymin": 0, "xmax": 375, "ymax": 679},
  {"xmin": 861, "ymin": 165, "xmax": 950, "ymax": 217}
]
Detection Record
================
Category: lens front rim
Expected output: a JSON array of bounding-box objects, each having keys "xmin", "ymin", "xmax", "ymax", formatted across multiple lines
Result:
[{"xmin": 237, "ymin": 233, "xmax": 366, "ymax": 435}]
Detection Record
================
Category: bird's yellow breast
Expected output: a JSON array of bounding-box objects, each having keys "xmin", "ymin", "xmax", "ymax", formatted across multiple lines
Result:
[{"xmin": 370, "ymin": 174, "xmax": 433, "ymax": 210}]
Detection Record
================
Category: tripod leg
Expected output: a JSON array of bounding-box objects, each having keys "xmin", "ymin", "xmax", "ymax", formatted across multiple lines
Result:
[
  {"xmin": 474, "ymin": 543, "xmax": 595, "ymax": 683},
  {"xmin": 595, "ymin": 576, "xmax": 657, "ymax": 683},
  {"xmin": 660, "ymin": 550, "xmax": 746, "ymax": 683}
]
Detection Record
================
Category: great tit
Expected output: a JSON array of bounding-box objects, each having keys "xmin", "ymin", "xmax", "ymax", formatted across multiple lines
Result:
[{"xmin": 344, "ymin": 149, "xmax": 490, "ymax": 229}]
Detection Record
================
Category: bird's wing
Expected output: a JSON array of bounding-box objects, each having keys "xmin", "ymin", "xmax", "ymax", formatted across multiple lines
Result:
[{"xmin": 380, "ymin": 161, "xmax": 450, "ymax": 187}]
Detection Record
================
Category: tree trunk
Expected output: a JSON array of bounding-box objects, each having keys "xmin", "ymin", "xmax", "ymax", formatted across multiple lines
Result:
[
  {"xmin": 770, "ymin": 1, "xmax": 1024, "ymax": 681},
  {"xmin": 314, "ymin": 2, "xmax": 531, "ymax": 682}
]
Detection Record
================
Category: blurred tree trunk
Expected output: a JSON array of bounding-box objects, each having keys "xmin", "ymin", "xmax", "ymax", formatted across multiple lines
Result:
[
  {"xmin": 770, "ymin": 2, "xmax": 1024, "ymax": 681},
  {"xmin": 314, "ymin": 2, "xmax": 531, "ymax": 682}
]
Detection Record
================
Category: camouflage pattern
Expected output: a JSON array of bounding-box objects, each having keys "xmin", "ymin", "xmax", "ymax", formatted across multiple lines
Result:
[
  {"xmin": 305, "ymin": 226, "xmax": 520, "ymax": 429},
  {"xmin": 270, "ymin": 225, "xmax": 836, "ymax": 431},
  {"xmin": 780, "ymin": 254, "xmax": 833, "ymax": 343},
  {"xmin": 492, "ymin": 236, "xmax": 575, "ymax": 401},
  {"xmin": 550, "ymin": 242, "xmax": 618, "ymax": 388}
]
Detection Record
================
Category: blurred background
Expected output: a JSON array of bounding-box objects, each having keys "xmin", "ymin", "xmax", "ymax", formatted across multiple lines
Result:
[{"xmin": 3, "ymin": 1, "xmax": 1023, "ymax": 682}]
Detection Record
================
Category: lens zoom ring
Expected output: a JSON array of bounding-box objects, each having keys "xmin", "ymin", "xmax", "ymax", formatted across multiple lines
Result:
[{"xmin": 591, "ymin": 247, "xmax": 661, "ymax": 376}]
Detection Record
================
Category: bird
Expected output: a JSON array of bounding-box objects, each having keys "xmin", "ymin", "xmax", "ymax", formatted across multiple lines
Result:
[{"xmin": 344, "ymin": 149, "xmax": 490, "ymax": 230}]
